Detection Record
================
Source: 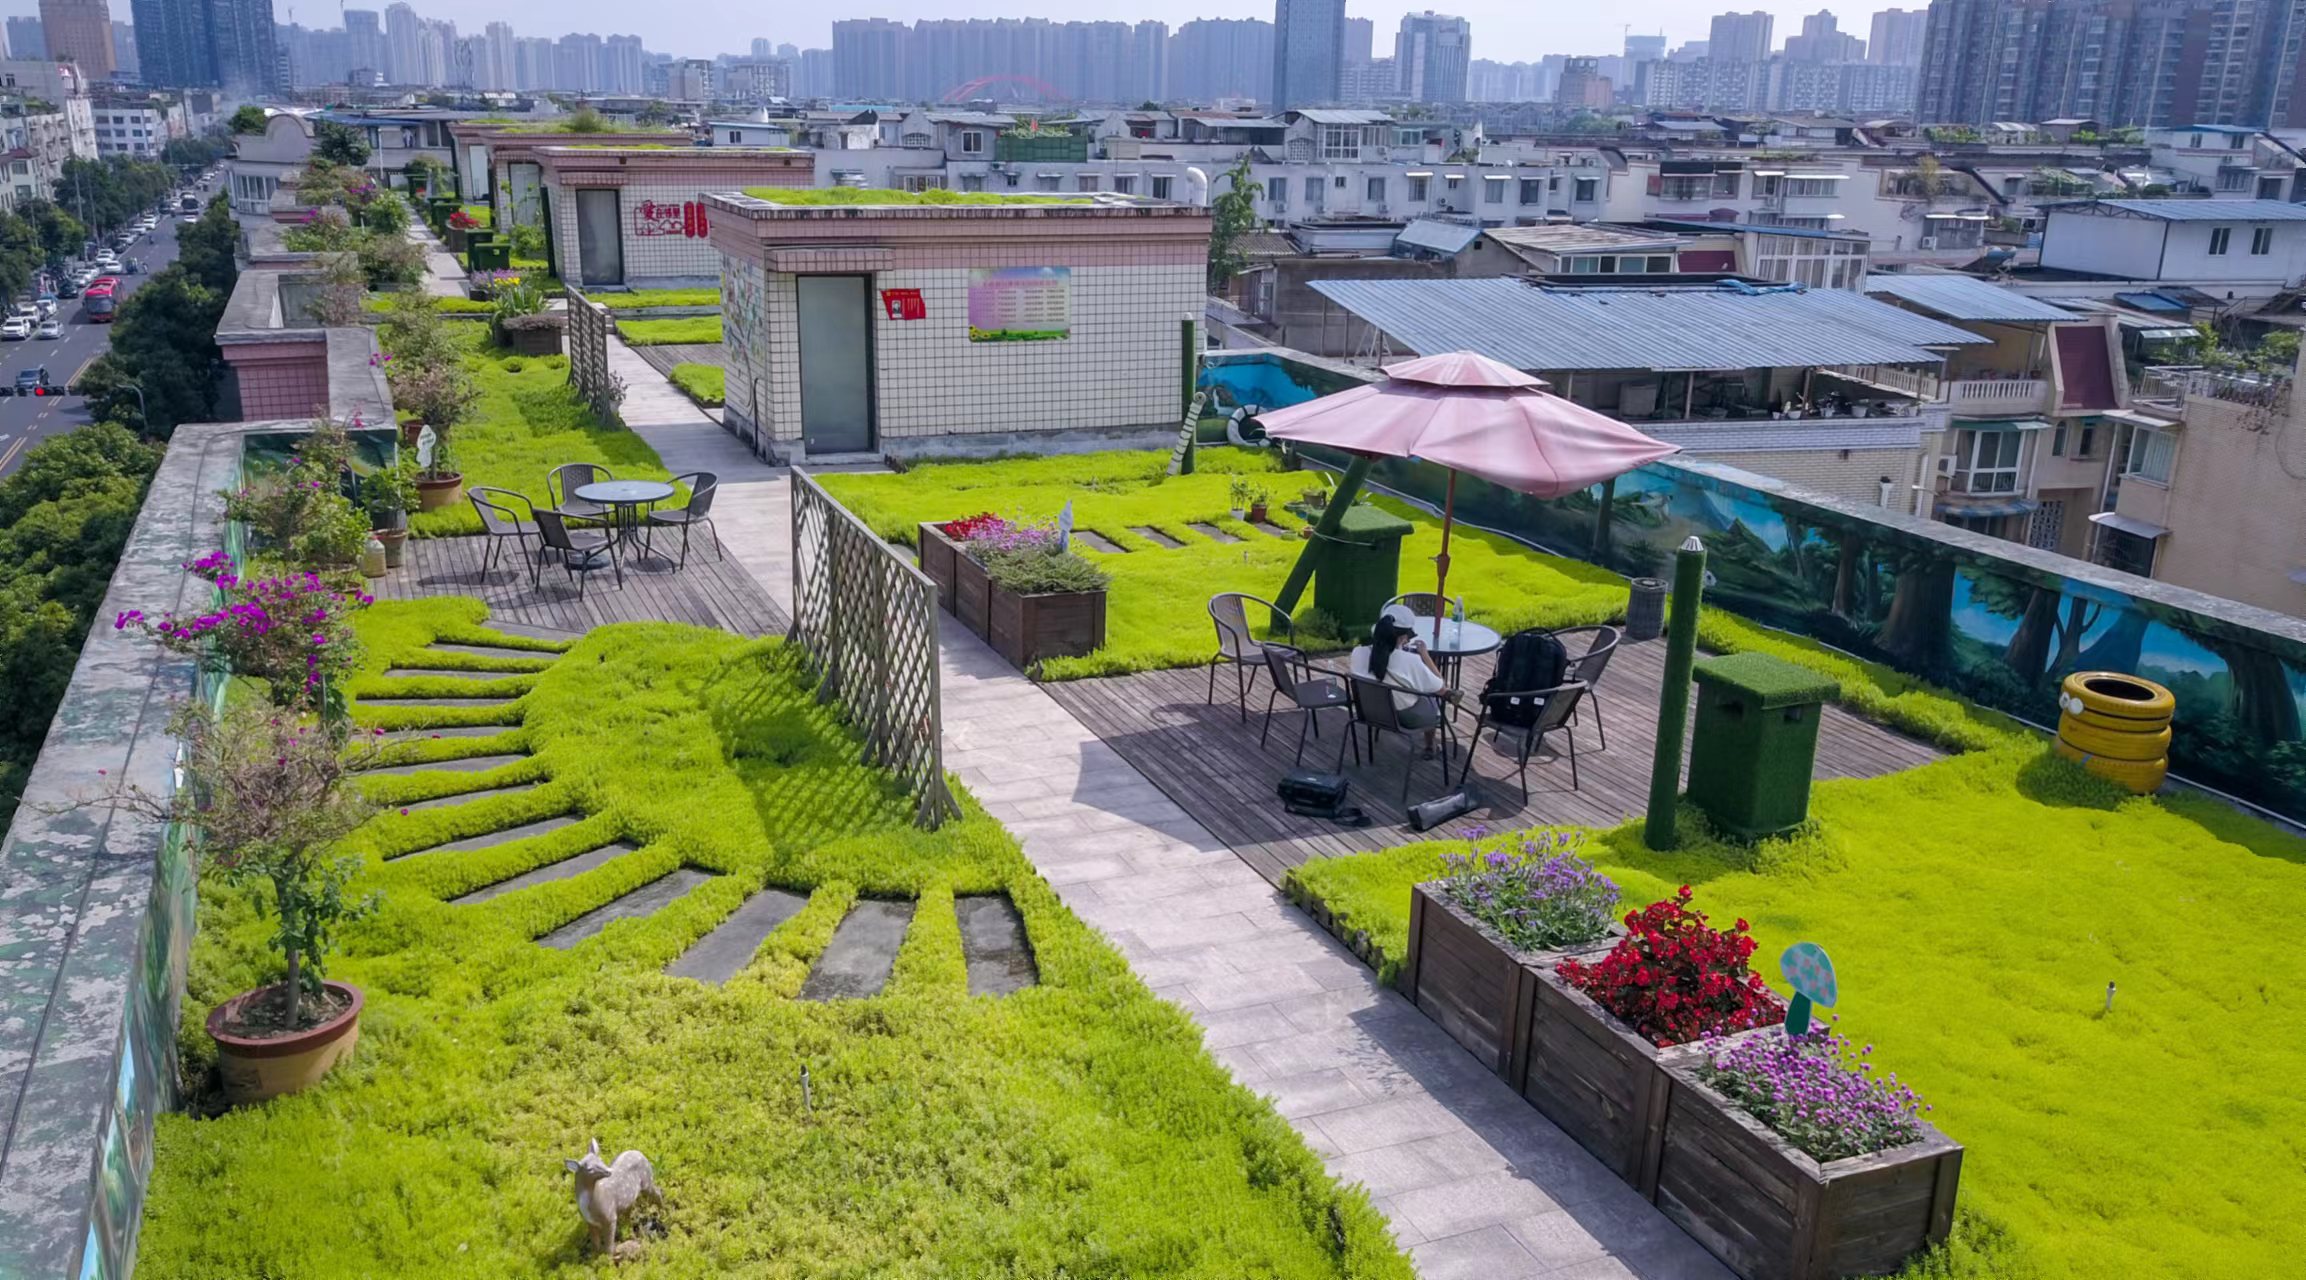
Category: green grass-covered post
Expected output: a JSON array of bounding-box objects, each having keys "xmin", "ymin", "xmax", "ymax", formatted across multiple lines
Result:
[
  {"xmin": 1644, "ymin": 535, "xmax": 1707, "ymax": 850},
  {"xmin": 1179, "ymin": 319, "xmax": 1198, "ymax": 473},
  {"xmin": 1271, "ymin": 454, "xmax": 1375, "ymax": 616}
]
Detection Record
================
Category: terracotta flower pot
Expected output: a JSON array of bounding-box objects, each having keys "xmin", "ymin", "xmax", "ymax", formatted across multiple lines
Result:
[
  {"xmin": 374, "ymin": 526, "xmax": 408, "ymax": 567},
  {"xmin": 206, "ymin": 980, "xmax": 365, "ymax": 1106},
  {"xmin": 399, "ymin": 420, "xmax": 424, "ymax": 448},
  {"xmin": 415, "ymin": 472, "xmax": 465, "ymax": 511}
]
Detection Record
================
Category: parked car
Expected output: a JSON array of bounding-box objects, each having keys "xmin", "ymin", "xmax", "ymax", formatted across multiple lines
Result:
[
  {"xmin": 35, "ymin": 318, "xmax": 59, "ymax": 339},
  {"xmin": 1, "ymin": 317, "xmax": 32, "ymax": 340}
]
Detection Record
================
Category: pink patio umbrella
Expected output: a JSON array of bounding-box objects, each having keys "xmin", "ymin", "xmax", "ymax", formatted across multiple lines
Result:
[{"xmin": 1256, "ymin": 350, "xmax": 1680, "ymax": 633}]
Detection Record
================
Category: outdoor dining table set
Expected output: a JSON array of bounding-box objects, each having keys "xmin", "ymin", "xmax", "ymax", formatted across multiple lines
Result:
[
  {"xmin": 465, "ymin": 463, "xmax": 725, "ymax": 598},
  {"xmin": 1208, "ymin": 589, "xmax": 1623, "ymax": 811}
]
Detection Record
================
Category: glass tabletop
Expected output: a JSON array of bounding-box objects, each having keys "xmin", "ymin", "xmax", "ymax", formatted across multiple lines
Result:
[
  {"xmin": 573, "ymin": 480, "xmax": 677, "ymax": 504},
  {"xmin": 1381, "ymin": 607, "xmax": 1502, "ymax": 657}
]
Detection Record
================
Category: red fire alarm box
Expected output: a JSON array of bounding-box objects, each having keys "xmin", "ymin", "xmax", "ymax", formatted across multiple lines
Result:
[{"xmin": 880, "ymin": 288, "xmax": 926, "ymax": 321}]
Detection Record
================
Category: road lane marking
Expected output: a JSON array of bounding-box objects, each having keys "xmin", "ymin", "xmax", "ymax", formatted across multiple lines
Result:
[{"xmin": 0, "ymin": 434, "xmax": 28, "ymax": 473}]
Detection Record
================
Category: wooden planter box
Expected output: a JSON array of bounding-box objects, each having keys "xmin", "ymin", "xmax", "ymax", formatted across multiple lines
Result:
[
  {"xmin": 1654, "ymin": 1033, "xmax": 1962, "ymax": 1280},
  {"xmin": 917, "ymin": 522, "xmax": 960, "ymax": 612},
  {"xmin": 989, "ymin": 580, "xmax": 1106, "ymax": 668},
  {"xmin": 1520, "ymin": 965, "xmax": 1676, "ymax": 1194},
  {"xmin": 1402, "ymin": 883, "xmax": 1614, "ymax": 1086},
  {"xmin": 501, "ymin": 322, "xmax": 563, "ymax": 356}
]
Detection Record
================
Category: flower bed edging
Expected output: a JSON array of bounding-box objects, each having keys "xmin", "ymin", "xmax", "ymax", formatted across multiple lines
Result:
[
  {"xmin": 1653, "ymin": 1029, "xmax": 1962, "ymax": 1280},
  {"xmin": 1403, "ymin": 882, "xmax": 1613, "ymax": 1086}
]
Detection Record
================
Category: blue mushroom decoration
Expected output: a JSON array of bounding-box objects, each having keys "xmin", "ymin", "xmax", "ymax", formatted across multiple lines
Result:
[{"xmin": 1779, "ymin": 941, "xmax": 1837, "ymax": 1036}]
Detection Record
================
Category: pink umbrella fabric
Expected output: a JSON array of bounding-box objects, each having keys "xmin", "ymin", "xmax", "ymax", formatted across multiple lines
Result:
[{"xmin": 1256, "ymin": 350, "xmax": 1679, "ymax": 499}]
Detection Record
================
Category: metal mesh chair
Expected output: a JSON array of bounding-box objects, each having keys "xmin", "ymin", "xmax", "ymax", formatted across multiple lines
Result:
[
  {"xmin": 1343, "ymin": 673, "xmax": 1460, "ymax": 805},
  {"xmin": 468, "ymin": 486, "xmax": 538, "ymax": 578},
  {"xmin": 546, "ymin": 463, "xmax": 615, "ymax": 518},
  {"xmin": 1382, "ymin": 592, "xmax": 1460, "ymax": 620},
  {"xmin": 1207, "ymin": 592, "xmax": 1292, "ymax": 722},
  {"xmin": 1550, "ymin": 625, "xmax": 1622, "ymax": 749},
  {"xmin": 1257, "ymin": 643, "xmax": 1348, "ymax": 765},
  {"xmin": 645, "ymin": 472, "xmax": 722, "ymax": 568},
  {"xmin": 532, "ymin": 507, "xmax": 622, "ymax": 596},
  {"xmin": 1460, "ymin": 679, "xmax": 1589, "ymax": 802}
]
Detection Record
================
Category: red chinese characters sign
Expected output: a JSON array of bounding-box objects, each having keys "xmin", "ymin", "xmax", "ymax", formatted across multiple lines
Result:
[
  {"xmin": 633, "ymin": 199, "xmax": 711, "ymax": 238},
  {"xmin": 881, "ymin": 288, "xmax": 926, "ymax": 321}
]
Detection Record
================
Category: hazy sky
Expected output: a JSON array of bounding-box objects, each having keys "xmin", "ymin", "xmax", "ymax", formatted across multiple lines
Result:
[{"xmin": 243, "ymin": 0, "xmax": 1872, "ymax": 65}]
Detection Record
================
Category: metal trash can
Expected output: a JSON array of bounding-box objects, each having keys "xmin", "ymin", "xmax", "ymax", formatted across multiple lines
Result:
[
  {"xmin": 1625, "ymin": 578, "xmax": 1668, "ymax": 641},
  {"xmin": 1312, "ymin": 505, "xmax": 1415, "ymax": 631},
  {"xmin": 1686, "ymin": 652, "xmax": 1840, "ymax": 839}
]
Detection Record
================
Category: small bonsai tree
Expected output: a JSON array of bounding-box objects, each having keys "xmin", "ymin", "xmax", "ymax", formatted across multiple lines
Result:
[{"xmin": 390, "ymin": 359, "xmax": 480, "ymax": 479}]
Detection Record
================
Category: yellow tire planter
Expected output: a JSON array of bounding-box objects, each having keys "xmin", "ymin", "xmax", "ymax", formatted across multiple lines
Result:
[{"xmin": 2055, "ymin": 672, "xmax": 2175, "ymax": 793}]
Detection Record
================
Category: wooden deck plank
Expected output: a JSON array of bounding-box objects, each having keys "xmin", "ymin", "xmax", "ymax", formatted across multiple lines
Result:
[
  {"xmin": 1043, "ymin": 636, "xmax": 1944, "ymax": 884},
  {"xmin": 372, "ymin": 533, "xmax": 789, "ymax": 637}
]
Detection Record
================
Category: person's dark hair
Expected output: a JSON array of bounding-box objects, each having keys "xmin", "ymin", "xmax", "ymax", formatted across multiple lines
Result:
[{"xmin": 1369, "ymin": 615, "xmax": 1413, "ymax": 681}]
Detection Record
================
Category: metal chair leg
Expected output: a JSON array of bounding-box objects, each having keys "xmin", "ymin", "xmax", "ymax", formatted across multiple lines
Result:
[
  {"xmin": 1566, "ymin": 726, "xmax": 1580, "ymax": 790},
  {"xmin": 1293, "ymin": 709, "xmax": 1314, "ymax": 765},
  {"xmin": 1259, "ymin": 687, "xmax": 1281, "ymax": 748},
  {"xmin": 707, "ymin": 517, "xmax": 723, "ymax": 561},
  {"xmin": 1590, "ymin": 689, "xmax": 1607, "ymax": 751},
  {"xmin": 1234, "ymin": 660, "xmax": 1250, "ymax": 723},
  {"xmin": 1207, "ymin": 657, "xmax": 1220, "ymax": 705}
]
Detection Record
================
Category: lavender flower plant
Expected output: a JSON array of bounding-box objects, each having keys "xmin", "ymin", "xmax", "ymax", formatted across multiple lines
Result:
[
  {"xmin": 1437, "ymin": 829, "xmax": 1619, "ymax": 952},
  {"xmin": 1695, "ymin": 1024, "xmax": 1931, "ymax": 1162}
]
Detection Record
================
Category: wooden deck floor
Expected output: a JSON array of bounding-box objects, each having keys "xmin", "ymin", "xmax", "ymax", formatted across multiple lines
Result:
[
  {"xmin": 372, "ymin": 533, "xmax": 788, "ymax": 636},
  {"xmin": 633, "ymin": 342, "xmax": 725, "ymax": 380},
  {"xmin": 1043, "ymin": 637, "xmax": 1944, "ymax": 885}
]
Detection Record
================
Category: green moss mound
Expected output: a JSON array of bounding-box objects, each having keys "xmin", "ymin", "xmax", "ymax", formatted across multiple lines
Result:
[
  {"xmin": 618, "ymin": 316, "xmax": 723, "ymax": 345},
  {"xmin": 140, "ymin": 598, "xmax": 1410, "ymax": 1278},
  {"xmin": 668, "ymin": 363, "xmax": 724, "ymax": 408}
]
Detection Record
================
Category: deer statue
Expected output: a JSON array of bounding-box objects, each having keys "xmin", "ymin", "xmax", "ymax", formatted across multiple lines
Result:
[{"xmin": 563, "ymin": 1137, "xmax": 662, "ymax": 1261}]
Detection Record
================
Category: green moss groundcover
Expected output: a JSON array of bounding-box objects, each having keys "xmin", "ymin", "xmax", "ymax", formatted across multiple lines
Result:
[
  {"xmin": 668, "ymin": 363, "xmax": 724, "ymax": 408},
  {"xmin": 592, "ymin": 288, "xmax": 720, "ymax": 310},
  {"xmin": 1286, "ymin": 746, "xmax": 2306, "ymax": 1280},
  {"xmin": 139, "ymin": 598, "xmax": 1408, "ymax": 1278},
  {"xmin": 740, "ymin": 187, "xmax": 1089, "ymax": 207},
  {"xmin": 618, "ymin": 316, "xmax": 724, "ymax": 345}
]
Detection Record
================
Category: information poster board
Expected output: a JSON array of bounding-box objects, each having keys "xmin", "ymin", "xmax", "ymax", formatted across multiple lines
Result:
[{"xmin": 968, "ymin": 266, "xmax": 1070, "ymax": 342}]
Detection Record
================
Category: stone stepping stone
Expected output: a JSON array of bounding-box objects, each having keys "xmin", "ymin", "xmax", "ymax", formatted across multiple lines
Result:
[
  {"xmin": 360, "ymin": 696, "xmax": 521, "ymax": 708},
  {"xmin": 394, "ymin": 780, "xmax": 542, "ymax": 814},
  {"xmin": 1248, "ymin": 519, "xmax": 1294, "ymax": 538},
  {"xmin": 539, "ymin": 868, "xmax": 715, "ymax": 949},
  {"xmin": 664, "ymin": 887, "xmax": 811, "ymax": 984},
  {"xmin": 1127, "ymin": 525, "xmax": 1183, "ymax": 549},
  {"xmin": 359, "ymin": 753, "xmax": 529, "ymax": 777},
  {"xmin": 1071, "ymin": 530, "xmax": 1125, "ymax": 554},
  {"xmin": 383, "ymin": 667, "xmax": 526, "ymax": 680},
  {"xmin": 392, "ymin": 814, "xmax": 579, "ymax": 860},
  {"xmin": 487, "ymin": 621, "xmax": 583, "ymax": 643},
  {"xmin": 450, "ymin": 842, "xmax": 638, "ymax": 905},
  {"xmin": 1186, "ymin": 522, "xmax": 1241, "ymax": 544},
  {"xmin": 371, "ymin": 724, "xmax": 517, "ymax": 743},
  {"xmin": 956, "ymin": 894, "xmax": 1038, "ymax": 996},
  {"xmin": 798, "ymin": 899, "xmax": 915, "ymax": 1001},
  {"xmin": 426, "ymin": 642, "xmax": 559, "ymax": 662}
]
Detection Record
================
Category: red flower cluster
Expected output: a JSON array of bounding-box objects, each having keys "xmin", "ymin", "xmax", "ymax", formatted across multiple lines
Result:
[
  {"xmin": 939, "ymin": 512, "xmax": 1003, "ymax": 539},
  {"xmin": 1556, "ymin": 885, "xmax": 1785, "ymax": 1048},
  {"xmin": 447, "ymin": 209, "xmax": 478, "ymax": 229}
]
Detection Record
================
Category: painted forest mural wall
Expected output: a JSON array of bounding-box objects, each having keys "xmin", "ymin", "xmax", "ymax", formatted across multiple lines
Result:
[{"xmin": 1203, "ymin": 351, "xmax": 2306, "ymax": 823}]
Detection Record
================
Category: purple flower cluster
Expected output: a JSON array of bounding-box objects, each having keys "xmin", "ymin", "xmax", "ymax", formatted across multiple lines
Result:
[
  {"xmin": 961, "ymin": 515, "xmax": 1062, "ymax": 557},
  {"xmin": 1695, "ymin": 1024, "xmax": 1931, "ymax": 1162},
  {"xmin": 1438, "ymin": 829, "xmax": 1619, "ymax": 952},
  {"xmin": 117, "ymin": 553, "xmax": 372, "ymax": 699}
]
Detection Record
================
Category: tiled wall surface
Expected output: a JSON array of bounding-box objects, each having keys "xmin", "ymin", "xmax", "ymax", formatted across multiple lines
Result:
[
  {"xmin": 222, "ymin": 342, "xmax": 331, "ymax": 421},
  {"xmin": 539, "ymin": 161, "xmax": 808, "ymax": 288}
]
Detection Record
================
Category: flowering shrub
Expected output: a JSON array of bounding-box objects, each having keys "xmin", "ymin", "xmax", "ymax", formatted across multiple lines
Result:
[
  {"xmin": 1555, "ymin": 886, "xmax": 1785, "ymax": 1047},
  {"xmin": 1436, "ymin": 829, "xmax": 1618, "ymax": 952},
  {"xmin": 447, "ymin": 208, "xmax": 478, "ymax": 230},
  {"xmin": 938, "ymin": 512, "xmax": 1002, "ymax": 539},
  {"xmin": 1695, "ymin": 1025, "xmax": 1931, "ymax": 1162},
  {"xmin": 221, "ymin": 417, "xmax": 369, "ymax": 567},
  {"xmin": 949, "ymin": 514, "xmax": 1108, "ymax": 594},
  {"xmin": 117, "ymin": 552, "xmax": 371, "ymax": 707}
]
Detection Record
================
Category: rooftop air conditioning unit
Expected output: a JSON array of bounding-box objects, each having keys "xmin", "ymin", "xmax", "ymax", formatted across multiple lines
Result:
[
  {"xmin": 1935, "ymin": 454, "xmax": 1958, "ymax": 477},
  {"xmin": 1918, "ymin": 236, "xmax": 1939, "ymax": 249}
]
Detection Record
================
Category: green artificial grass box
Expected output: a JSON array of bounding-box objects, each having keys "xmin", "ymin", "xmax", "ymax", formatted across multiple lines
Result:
[{"xmin": 1686, "ymin": 652, "xmax": 1840, "ymax": 839}]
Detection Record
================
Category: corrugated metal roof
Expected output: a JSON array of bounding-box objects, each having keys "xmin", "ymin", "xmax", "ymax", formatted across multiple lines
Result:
[
  {"xmin": 1291, "ymin": 108, "xmax": 1394, "ymax": 125},
  {"xmin": 1306, "ymin": 279, "xmax": 1984, "ymax": 373},
  {"xmin": 1863, "ymin": 274, "xmax": 2077, "ymax": 323},
  {"xmin": 1486, "ymin": 224, "xmax": 1686, "ymax": 255},
  {"xmin": 1394, "ymin": 219, "xmax": 1484, "ymax": 256},
  {"xmin": 2046, "ymin": 198, "xmax": 2306, "ymax": 222}
]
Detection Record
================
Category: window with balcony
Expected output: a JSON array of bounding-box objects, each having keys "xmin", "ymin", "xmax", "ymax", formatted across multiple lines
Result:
[
  {"xmin": 2126, "ymin": 426, "xmax": 2176, "ymax": 483},
  {"xmin": 1953, "ymin": 428, "xmax": 2023, "ymax": 493},
  {"xmin": 2252, "ymin": 226, "xmax": 2274, "ymax": 254},
  {"xmin": 2210, "ymin": 226, "xmax": 2232, "ymax": 255},
  {"xmin": 1783, "ymin": 177, "xmax": 1840, "ymax": 198},
  {"xmin": 1658, "ymin": 176, "xmax": 1709, "ymax": 201},
  {"xmin": 1715, "ymin": 171, "xmax": 1741, "ymax": 197}
]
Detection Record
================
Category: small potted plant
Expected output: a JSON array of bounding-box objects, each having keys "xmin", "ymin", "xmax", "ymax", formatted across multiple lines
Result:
[
  {"xmin": 1228, "ymin": 478, "xmax": 1251, "ymax": 521},
  {"xmin": 360, "ymin": 455, "xmax": 417, "ymax": 567},
  {"xmin": 1247, "ymin": 484, "xmax": 1272, "ymax": 524}
]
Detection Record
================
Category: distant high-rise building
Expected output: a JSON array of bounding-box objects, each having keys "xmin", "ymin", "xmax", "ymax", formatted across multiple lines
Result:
[
  {"xmin": 1467, "ymin": 57, "xmax": 1546, "ymax": 101},
  {"xmin": 381, "ymin": 2, "xmax": 422, "ymax": 82},
  {"xmin": 795, "ymin": 46, "xmax": 830, "ymax": 97},
  {"xmin": 1271, "ymin": 0, "xmax": 1343, "ymax": 106},
  {"xmin": 131, "ymin": 0, "xmax": 275, "ymax": 88},
  {"xmin": 343, "ymin": 8, "xmax": 381, "ymax": 77},
  {"xmin": 830, "ymin": 18, "xmax": 905, "ymax": 99},
  {"xmin": 1783, "ymin": 11, "xmax": 1865, "ymax": 62},
  {"xmin": 604, "ymin": 33, "xmax": 642, "ymax": 93},
  {"xmin": 1625, "ymin": 32, "xmax": 1667, "ymax": 62},
  {"xmin": 664, "ymin": 56, "xmax": 708, "ymax": 99},
  {"xmin": 5, "ymin": 16, "xmax": 44, "ymax": 58},
  {"xmin": 554, "ymin": 32, "xmax": 601, "ymax": 93},
  {"xmin": 1392, "ymin": 11, "xmax": 1469, "ymax": 102},
  {"xmin": 110, "ymin": 18, "xmax": 135, "ymax": 74},
  {"xmin": 1868, "ymin": 8, "xmax": 1926, "ymax": 65},
  {"xmin": 40, "ymin": 0, "xmax": 114, "ymax": 75},
  {"xmin": 1555, "ymin": 55, "xmax": 1612, "ymax": 107},
  {"xmin": 750, "ymin": 37, "xmax": 771, "ymax": 59},
  {"xmin": 514, "ymin": 34, "xmax": 551, "ymax": 88},
  {"xmin": 1670, "ymin": 40, "xmax": 1709, "ymax": 61},
  {"xmin": 1707, "ymin": 10, "xmax": 1775, "ymax": 62},
  {"xmin": 1169, "ymin": 17, "xmax": 1272, "ymax": 102}
]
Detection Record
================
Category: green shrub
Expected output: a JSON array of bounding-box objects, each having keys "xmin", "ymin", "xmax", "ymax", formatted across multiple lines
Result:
[
  {"xmin": 978, "ymin": 547, "xmax": 1109, "ymax": 594},
  {"xmin": 136, "ymin": 599, "xmax": 1414, "ymax": 1279},
  {"xmin": 617, "ymin": 316, "xmax": 722, "ymax": 345},
  {"xmin": 668, "ymin": 362, "xmax": 723, "ymax": 407}
]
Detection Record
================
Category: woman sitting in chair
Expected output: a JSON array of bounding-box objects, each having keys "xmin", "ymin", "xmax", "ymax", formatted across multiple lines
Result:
[{"xmin": 1350, "ymin": 615, "xmax": 1452, "ymax": 755}]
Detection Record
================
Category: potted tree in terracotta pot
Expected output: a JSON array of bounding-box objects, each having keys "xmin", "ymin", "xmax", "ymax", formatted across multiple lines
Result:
[{"xmin": 393, "ymin": 357, "xmax": 480, "ymax": 511}]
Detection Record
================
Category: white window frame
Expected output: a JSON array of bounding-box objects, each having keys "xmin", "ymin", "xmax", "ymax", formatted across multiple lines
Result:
[
  {"xmin": 960, "ymin": 129, "xmax": 984, "ymax": 154},
  {"xmin": 1954, "ymin": 427, "xmax": 2023, "ymax": 494},
  {"xmin": 1482, "ymin": 177, "xmax": 1506, "ymax": 204},
  {"xmin": 1149, "ymin": 175, "xmax": 1171, "ymax": 200},
  {"xmin": 2209, "ymin": 226, "xmax": 2232, "ymax": 255},
  {"xmin": 2251, "ymin": 226, "xmax": 2274, "ymax": 255},
  {"xmin": 2126, "ymin": 426, "xmax": 2176, "ymax": 484},
  {"xmin": 1320, "ymin": 125, "xmax": 1360, "ymax": 160},
  {"xmin": 1366, "ymin": 176, "xmax": 1384, "ymax": 201},
  {"xmin": 1407, "ymin": 176, "xmax": 1429, "ymax": 201}
]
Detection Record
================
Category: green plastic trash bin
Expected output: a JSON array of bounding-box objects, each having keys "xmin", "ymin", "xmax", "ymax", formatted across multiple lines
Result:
[
  {"xmin": 1311, "ymin": 504, "xmax": 1415, "ymax": 632},
  {"xmin": 1685, "ymin": 652, "xmax": 1840, "ymax": 839}
]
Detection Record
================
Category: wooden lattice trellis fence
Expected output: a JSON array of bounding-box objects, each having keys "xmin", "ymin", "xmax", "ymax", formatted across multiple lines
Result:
[
  {"xmin": 562, "ymin": 287, "xmax": 619, "ymax": 422},
  {"xmin": 788, "ymin": 468, "xmax": 958, "ymax": 827}
]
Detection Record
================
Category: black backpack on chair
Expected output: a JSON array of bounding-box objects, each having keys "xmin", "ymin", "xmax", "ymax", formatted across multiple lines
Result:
[{"xmin": 1481, "ymin": 629, "xmax": 1569, "ymax": 728}]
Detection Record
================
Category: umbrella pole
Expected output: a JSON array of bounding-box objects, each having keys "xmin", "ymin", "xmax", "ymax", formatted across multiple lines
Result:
[{"xmin": 1432, "ymin": 471, "xmax": 1456, "ymax": 645}]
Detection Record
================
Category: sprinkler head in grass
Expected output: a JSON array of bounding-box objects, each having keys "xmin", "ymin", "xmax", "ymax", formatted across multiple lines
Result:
[
  {"xmin": 1780, "ymin": 941, "xmax": 1837, "ymax": 1037},
  {"xmin": 2105, "ymin": 981, "xmax": 2116, "ymax": 1014}
]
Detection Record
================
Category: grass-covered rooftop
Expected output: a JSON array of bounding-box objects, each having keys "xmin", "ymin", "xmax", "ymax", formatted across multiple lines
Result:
[{"xmin": 737, "ymin": 187, "xmax": 1094, "ymax": 207}]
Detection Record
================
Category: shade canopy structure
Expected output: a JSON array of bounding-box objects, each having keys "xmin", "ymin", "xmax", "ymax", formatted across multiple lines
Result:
[{"xmin": 1258, "ymin": 350, "xmax": 1679, "ymax": 633}]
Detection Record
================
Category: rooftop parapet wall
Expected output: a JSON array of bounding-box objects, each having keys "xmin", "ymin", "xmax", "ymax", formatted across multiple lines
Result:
[{"xmin": 1201, "ymin": 347, "xmax": 2306, "ymax": 824}]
